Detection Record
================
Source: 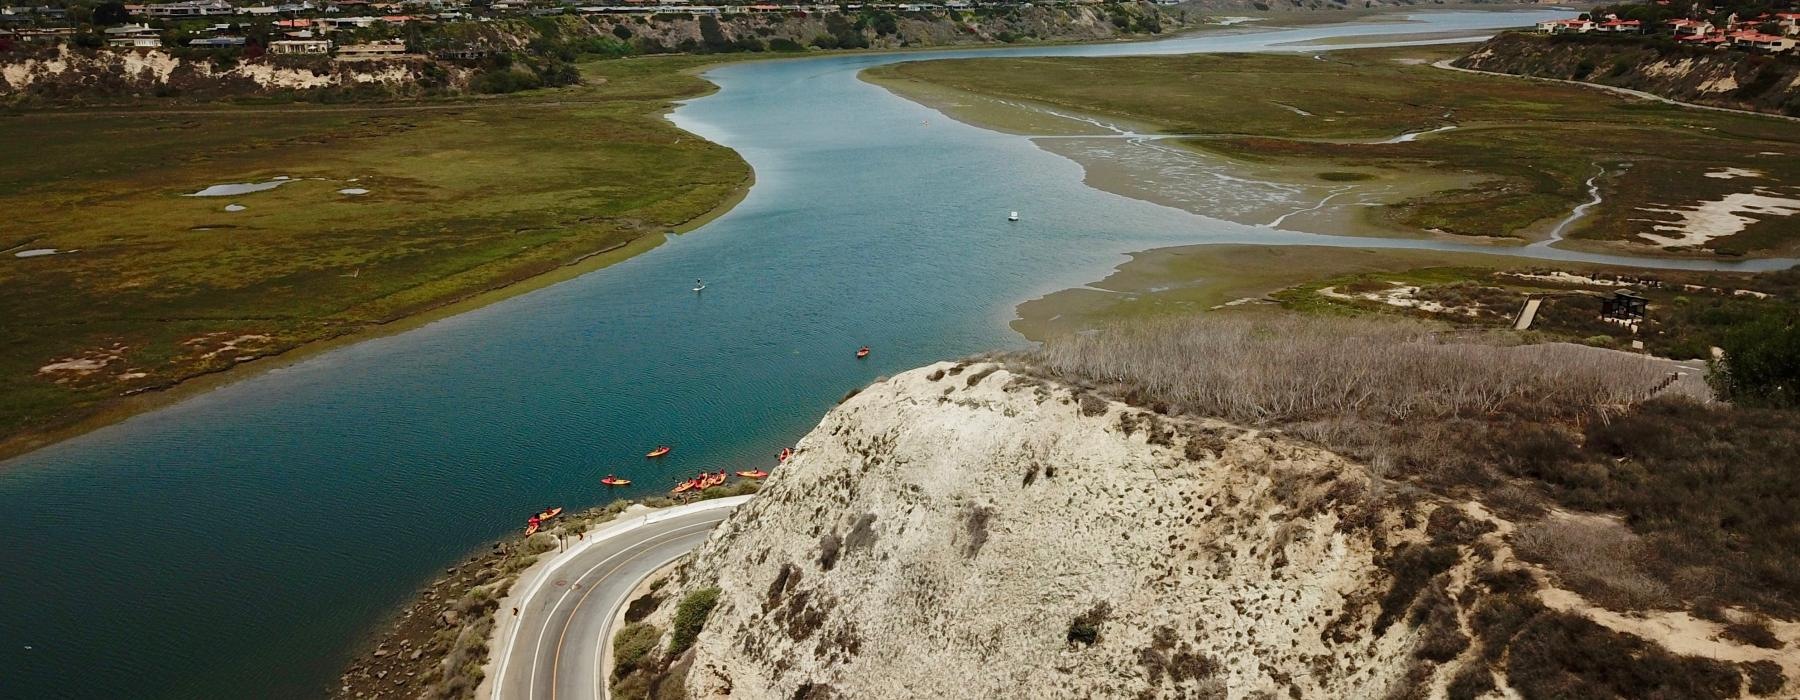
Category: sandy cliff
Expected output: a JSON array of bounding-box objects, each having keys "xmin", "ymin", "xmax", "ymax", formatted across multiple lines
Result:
[
  {"xmin": 1456, "ymin": 32, "xmax": 1800, "ymax": 117},
  {"xmin": 633, "ymin": 360, "xmax": 1792, "ymax": 699}
]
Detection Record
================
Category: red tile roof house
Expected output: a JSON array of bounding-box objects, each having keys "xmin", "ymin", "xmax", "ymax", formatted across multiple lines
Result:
[
  {"xmin": 1776, "ymin": 13, "xmax": 1800, "ymax": 36},
  {"xmin": 1729, "ymin": 30, "xmax": 1796, "ymax": 52},
  {"xmin": 1535, "ymin": 17, "xmax": 1596, "ymax": 34},
  {"xmin": 1666, "ymin": 18, "xmax": 1714, "ymax": 37},
  {"xmin": 1596, "ymin": 18, "xmax": 1642, "ymax": 33}
]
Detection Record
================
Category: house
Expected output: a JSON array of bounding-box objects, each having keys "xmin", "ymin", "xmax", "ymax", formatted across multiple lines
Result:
[
  {"xmin": 13, "ymin": 26, "xmax": 76, "ymax": 41},
  {"xmin": 1776, "ymin": 12, "xmax": 1800, "ymax": 36},
  {"xmin": 102, "ymin": 21, "xmax": 160, "ymax": 45},
  {"xmin": 1596, "ymin": 17, "xmax": 1641, "ymax": 33},
  {"xmin": 317, "ymin": 15, "xmax": 381, "ymax": 27},
  {"xmin": 1677, "ymin": 30, "xmax": 1728, "ymax": 46},
  {"xmin": 1666, "ymin": 18, "xmax": 1713, "ymax": 37},
  {"xmin": 1535, "ymin": 17, "xmax": 1595, "ymax": 34},
  {"xmin": 109, "ymin": 34, "xmax": 163, "ymax": 46},
  {"xmin": 144, "ymin": 0, "xmax": 235, "ymax": 16},
  {"xmin": 334, "ymin": 39, "xmax": 408, "ymax": 58},
  {"xmin": 269, "ymin": 37, "xmax": 330, "ymax": 53},
  {"xmin": 1729, "ymin": 30, "xmax": 1795, "ymax": 52}
]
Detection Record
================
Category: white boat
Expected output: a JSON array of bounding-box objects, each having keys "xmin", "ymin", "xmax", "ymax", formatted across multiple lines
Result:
[
  {"xmin": 1008, "ymin": 211, "xmax": 1020, "ymax": 222},
  {"xmin": 693, "ymin": 279, "xmax": 706, "ymax": 293}
]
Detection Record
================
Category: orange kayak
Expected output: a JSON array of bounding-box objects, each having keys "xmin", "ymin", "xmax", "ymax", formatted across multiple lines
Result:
[
  {"xmin": 646, "ymin": 446, "xmax": 671, "ymax": 458},
  {"xmin": 706, "ymin": 472, "xmax": 727, "ymax": 488},
  {"xmin": 736, "ymin": 470, "xmax": 769, "ymax": 479},
  {"xmin": 601, "ymin": 476, "xmax": 630, "ymax": 486},
  {"xmin": 856, "ymin": 347, "xmax": 870, "ymax": 358},
  {"xmin": 537, "ymin": 507, "xmax": 563, "ymax": 521},
  {"xmin": 672, "ymin": 479, "xmax": 698, "ymax": 494}
]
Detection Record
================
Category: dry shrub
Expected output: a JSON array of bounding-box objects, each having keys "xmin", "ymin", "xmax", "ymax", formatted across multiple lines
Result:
[
  {"xmin": 1017, "ymin": 315, "xmax": 1800, "ymax": 618},
  {"xmin": 1514, "ymin": 517, "xmax": 1673, "ymax": 610},
  {"xmin": 1027, "ymin": 316, "xmax": 1664, "ymax": 426}
]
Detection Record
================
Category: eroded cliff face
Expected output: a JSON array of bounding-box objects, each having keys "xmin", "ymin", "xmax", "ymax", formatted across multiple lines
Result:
[
  {"xmin": 643, "ymin": 361, "xmax": 1792, "ymax": 699},
  {"xmin": 0, "ymin": 45, "xmax": 467, "ymax": 101},
  {"xmin": 1456, "ymin": 33, "xmax": 1800, "ymax": 117}
]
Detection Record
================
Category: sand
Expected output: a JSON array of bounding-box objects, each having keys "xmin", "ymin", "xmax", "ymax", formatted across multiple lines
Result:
[{"xmin": 1636, "ymin": 190, "xmax": 1800, "ymax": 248}]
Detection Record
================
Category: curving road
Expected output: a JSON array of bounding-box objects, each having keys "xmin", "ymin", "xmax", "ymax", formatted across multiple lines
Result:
[{"xmin": 490, "ymin": 497, "xmax": 749, "ymax": 700}]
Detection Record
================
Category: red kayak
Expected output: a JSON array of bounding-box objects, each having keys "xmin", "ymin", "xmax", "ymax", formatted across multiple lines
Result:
[
  {"xmin": 646, "ymin": 446, "xmax": 671, "ymax": 458},
  {"xmin": 856, "ymin": 346, "xmax": 870, "ymax": 359},
  {"xmin": 778, "ymin": 447, "xmax": 793, "ymax": 463},
  {"xmin": 525, "ymin": 516, "xmax": 541, "ymax": 536},
  {"xmin": 736, "ymin": 470, "xmax": 769, "ymax": 479},
  {"xmin": 601, "ymin": 476, "xmax": 631, "ymax": 486}
]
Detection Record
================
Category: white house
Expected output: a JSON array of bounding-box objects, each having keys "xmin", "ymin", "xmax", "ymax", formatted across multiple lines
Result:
[
  {"xmin": 1535, "ymin": 17, "xmax": 1595, "ymax": 34},
  {"xmin": 269, "ymin": 38, "xmax": 331, "ymax": 53},
  {"xmin": 144, "ymin": 0, "xmax": 235, "ymax": 16}
]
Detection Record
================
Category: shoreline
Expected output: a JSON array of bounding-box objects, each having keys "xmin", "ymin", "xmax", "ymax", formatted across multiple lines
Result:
[
  {"xmin": 0, "ymin": 156, "xmax": 754, "ymax": 466},
  {"xmin": 1005, "ymin": 242, "xmax": 1777, "ymax": 341},
  {"xmin": 861, "ymin": 58, "xmax": 1515, "ymax": 245},
  {"xmin": 0, "ymin": 9, "xmax": 1563, "ymax": 465},
  {"xmin": 0, "ymin": 24, "xmax": 1213, "ymax": 466},
  {"xmin": 862, "ymin": 49, "xmax": 1800, "ymax": 263},
  {"xmin": 335, "ymin": 488, "xmax": 756, "ymax": 700}
]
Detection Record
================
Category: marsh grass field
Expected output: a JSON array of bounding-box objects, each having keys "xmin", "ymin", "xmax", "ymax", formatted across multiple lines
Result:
[
  {"xmin": 868, "ymin": 44, "xmax": 1800, "ymax": 255},
  {"xmin": 1013, "ymin": 242, "xmax": 1798, "ymax": 368},
  {"xmin": 0, "ymin": 55, "xmax": 750, "ymax": 456}
]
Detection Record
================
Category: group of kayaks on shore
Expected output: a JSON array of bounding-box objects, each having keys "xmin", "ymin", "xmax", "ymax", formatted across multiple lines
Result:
[
  {"xmin": 522, "ymin": 362, "xmax": 844, "ymax": 534},
  {"xmin": 523, "ymin": 506, "xmax": 564, "ymax": 536}
]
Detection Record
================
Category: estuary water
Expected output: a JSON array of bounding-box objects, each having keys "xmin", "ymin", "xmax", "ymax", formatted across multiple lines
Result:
[{"xmin": 2, "ymin": 10, "xmax": 1784, "ymax": 698}]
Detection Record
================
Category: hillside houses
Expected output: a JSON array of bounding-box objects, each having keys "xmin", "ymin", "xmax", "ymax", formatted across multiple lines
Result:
[{"xmin": 1536, "ymin": 9, "xmax": 1798, "ymax": 53}]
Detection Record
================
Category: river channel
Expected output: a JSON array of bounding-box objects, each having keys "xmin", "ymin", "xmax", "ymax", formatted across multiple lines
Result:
[{"xmin": 5, "ymin": 9, "xmax": 1784, "ymax": 698}]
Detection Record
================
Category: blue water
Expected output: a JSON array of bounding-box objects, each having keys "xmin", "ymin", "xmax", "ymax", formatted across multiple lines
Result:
[{"xmin": 2, "ymin": 11, "xmax": 1787, "ymax": 699}]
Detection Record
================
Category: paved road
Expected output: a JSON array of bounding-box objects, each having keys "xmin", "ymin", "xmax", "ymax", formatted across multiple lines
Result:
[{"xmin": 491, "ymin": 499, "xmax": 747, "ymax": 700}]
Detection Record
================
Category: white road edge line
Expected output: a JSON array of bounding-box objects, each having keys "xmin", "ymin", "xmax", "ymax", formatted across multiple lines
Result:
[
  {"xmin": 533, "ymin": 521, "xmax": 722, "ymax": 700},
  {"xmin": 594, "ymin": 545, "xmax": 705, "ymax": 700},
  {"xmin": 492, "ymin": 496, "xmax": 753, "ymax": 700}
]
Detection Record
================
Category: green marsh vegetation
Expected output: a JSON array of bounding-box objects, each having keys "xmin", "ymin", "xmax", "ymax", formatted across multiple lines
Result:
[
  {"xmin": 0, "ymin": 54, "xmax": 750, "ymax": 457},
  {"xmin": 868, "ymin": 46, "xmax": 1800, "ymax": 253}
]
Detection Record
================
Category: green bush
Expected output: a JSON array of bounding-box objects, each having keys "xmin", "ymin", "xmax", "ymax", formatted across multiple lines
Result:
[
  {"xmin": 667, "ymin": 587, "xmax": 720, "ymax": 656},
  {"xmin": 1712, "ymin": 314, "xmax": 1800, "ymax": 408},
  {"xmin": 612, "ymin": 622, "xmax": 662, "ymax": 679}
]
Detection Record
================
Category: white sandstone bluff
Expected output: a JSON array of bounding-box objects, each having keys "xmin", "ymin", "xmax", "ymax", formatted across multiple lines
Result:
[{"xmin": 632, "ymin": 361, "xmax": 1791, "ymax": 700}]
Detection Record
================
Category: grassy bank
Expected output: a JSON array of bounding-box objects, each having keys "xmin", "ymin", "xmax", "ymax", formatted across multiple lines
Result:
[
  {"xmin": 0, "ymin": 54, "xmax": 751, "ymax": 460},
  {"xmin": 866, "ymin": 45, "xmax": 1800, "ymax": 255},
  {"xmin": 1014, "ymin": 243, "xmax": 1797, "ymax": 364},
  {"xmin": 1010, "ymin": 245, "xmax": 1554, "ymax": 340}
]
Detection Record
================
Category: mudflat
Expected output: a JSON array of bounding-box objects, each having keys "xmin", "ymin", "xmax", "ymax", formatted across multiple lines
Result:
[{"xmin": 866, "ymin": 45, "xmax": 1800, "ymax": 255}]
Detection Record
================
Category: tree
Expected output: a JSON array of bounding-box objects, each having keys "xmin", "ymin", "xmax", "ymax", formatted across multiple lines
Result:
[
  {"xmin": 1711, "ymin": 314, "xmax": 1800, "ymax": 409},
  {"xmin": 92, "ymin": 1, "xmax": 131, "ymax": 26}
]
